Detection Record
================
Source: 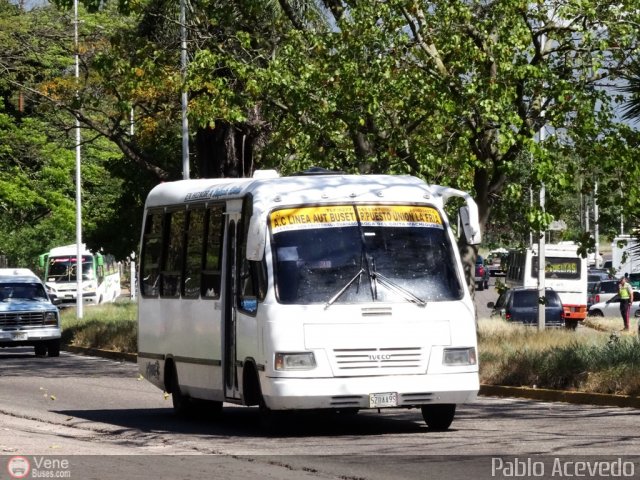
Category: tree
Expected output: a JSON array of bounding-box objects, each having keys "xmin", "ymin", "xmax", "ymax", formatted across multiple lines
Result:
[{"xmin": 0, "ymin": 1, "xmax": 126, "ymax": 264}]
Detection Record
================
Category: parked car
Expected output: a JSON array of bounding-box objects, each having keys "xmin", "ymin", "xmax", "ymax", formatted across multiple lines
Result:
[
  {"xmin": 587, "ymin": 279, "xmax": 619, "ymax": 309},
  {"xmin": 0, "ymin": 268, "xmax": 61, "ymax": 357},
  {"xmin": 588, "ymin": 291, "xmax": 640, "ymax": 318},
  {"xmin": 487, "ymin": 287, "xmax": 565, "ymax": 327},
  {"xmin": 475, "ymin": 255, "xmax": 490, "ymax": 291},
  {"xmin": 487, "ymin": 249, "xmax": 508, "ymax": 277}
]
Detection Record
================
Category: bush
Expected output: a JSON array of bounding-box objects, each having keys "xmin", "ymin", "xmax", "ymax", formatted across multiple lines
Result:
[
  {"xmin": 60, "ymin": 301, "xmax": 137, "ymax": 353},
  {"xmin": 478, "ymin": 319, "xmax": 640, "ymax": 395}
]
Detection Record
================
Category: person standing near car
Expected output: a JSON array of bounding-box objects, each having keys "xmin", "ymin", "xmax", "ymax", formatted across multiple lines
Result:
[{"xmin": 618, "ymin": 276, "xmax": 633, "ymax": 331}]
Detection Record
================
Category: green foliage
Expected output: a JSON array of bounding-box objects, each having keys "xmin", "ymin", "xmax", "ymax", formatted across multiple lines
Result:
[
  {"xmin": 479, "ymin": 322, "xmax": 640, "ymax": 395},
  {"xmin": 60, "ymin": 301, "xmax": 137, "ymax": 352},
  {"xmin": 1, "ymin": 0, "xmax": 640, "ymax": 268}
]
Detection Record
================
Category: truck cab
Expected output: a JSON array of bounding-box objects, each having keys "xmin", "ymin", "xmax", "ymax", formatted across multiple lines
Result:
[{"xmin": 0, "ymin": 268, "xmax": 61, "ymax": 357}]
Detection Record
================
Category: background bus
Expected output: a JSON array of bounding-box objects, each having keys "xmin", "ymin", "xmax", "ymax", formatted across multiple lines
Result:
[
  {"xmin": 137, "ymin": 170, "xmax": 482, "ymax": 430},
  {"xmin": 505, "ymin": 242, "xmax": 587, "ymax": 329},
  {"xmin": 38, "ymin": 244, "xmax": 121, "ymax": 306}
]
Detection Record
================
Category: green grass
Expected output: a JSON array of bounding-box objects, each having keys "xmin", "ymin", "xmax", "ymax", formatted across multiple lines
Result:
[
  {"xmin": 60, "ymin": 301, "xmax": 137, "ymax": 353},
  {"xmin": 60, "ymin": 304, "xmax": 640, "ymax": 396},
  {"xmin": 478, "ymin": 318, "xmax": 640, "ymax": 396}
]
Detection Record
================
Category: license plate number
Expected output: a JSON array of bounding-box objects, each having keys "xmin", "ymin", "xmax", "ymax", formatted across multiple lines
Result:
[
  {"xmin": 369, "ymin": 392, "xmax": 397, "ymax": 408},
  {"xmin": 12, "ymin": 332, "xmax": 28, "ymax": 341}
]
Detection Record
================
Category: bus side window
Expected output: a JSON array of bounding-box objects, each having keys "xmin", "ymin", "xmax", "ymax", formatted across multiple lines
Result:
[
  {"xmin": 184, "ymin": 208, "xmax": 205, "ymax": 298},
  {"xmin": 140, "ymin": 212, "xmax": 163, "ymax": 297},
  {"xmin": 202, "ymin": 205, "xmax": 224, "ymax": 299},
  {"xmin": 161, "ymin": 210, "xmax": 185, "ymax": 298}
]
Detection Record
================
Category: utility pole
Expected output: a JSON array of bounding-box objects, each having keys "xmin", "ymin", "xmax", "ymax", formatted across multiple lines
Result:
[
  {"xmin": 594, "ymin": 182, "xmax": 600, "ymax": 268},
  {"xmin": 74, "ymin": 0, "xmax": 83, "ymax": 319},
  {"xmin": 180, "ymin": 0, "xmax": 190, "ymax": 180}
]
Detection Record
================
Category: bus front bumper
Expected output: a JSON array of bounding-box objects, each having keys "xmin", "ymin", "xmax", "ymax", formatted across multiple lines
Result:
[{"xmin": 260, "ymin": 372, "xmax": 479, "ymax": 410}]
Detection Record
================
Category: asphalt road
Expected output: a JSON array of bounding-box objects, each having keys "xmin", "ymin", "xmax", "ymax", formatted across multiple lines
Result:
[{"xmin": 2, "ymin": 345, "xmax": 640, "ymax": 479}]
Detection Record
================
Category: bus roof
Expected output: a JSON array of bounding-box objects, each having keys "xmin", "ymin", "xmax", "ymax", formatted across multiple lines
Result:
[
  {"xmin": 144, "ymin": 172, "xmax": 462, "ymax": 211},
  {"xmin": 144, "ymin": 171, "xmax": 482, "ymax": 260},
  {"xmin": 47, "ymin": 244, "xmax": 94, "ymax": 257}
]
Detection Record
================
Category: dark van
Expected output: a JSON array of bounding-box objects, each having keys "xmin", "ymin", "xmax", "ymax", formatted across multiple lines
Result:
[{"xmin": 488, "ymin": 287, "xmax": 565, "ymax": 327}]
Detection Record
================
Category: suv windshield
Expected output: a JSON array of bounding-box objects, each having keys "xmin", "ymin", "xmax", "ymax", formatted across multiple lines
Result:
[
  {"xmin": 0, "ymin": 282, "xmax": 48, "ymax": 301},
  {"xmin": 271, "ymin": 204, "xmax": 463, "ymax": 305}
]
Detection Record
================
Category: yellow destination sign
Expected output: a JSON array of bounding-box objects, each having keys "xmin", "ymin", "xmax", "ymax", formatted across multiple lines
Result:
[{"xmin": 270, "ymin": 205, "xmax": 442, "ymax": 233}]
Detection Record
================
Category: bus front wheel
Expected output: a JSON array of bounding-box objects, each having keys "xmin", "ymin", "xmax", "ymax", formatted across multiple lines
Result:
[{"xmin": 421, "ymin": 404, "xmax": 456, "ymax": 431}]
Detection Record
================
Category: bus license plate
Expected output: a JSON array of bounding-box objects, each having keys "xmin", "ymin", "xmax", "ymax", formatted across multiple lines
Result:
[
  {"xmin": 369, "ymin": 392, "xmax": 397, "ymax": 408},
  {"xmin": 12, "ymin": 332, "xmax": 27, "ymax": 341}
]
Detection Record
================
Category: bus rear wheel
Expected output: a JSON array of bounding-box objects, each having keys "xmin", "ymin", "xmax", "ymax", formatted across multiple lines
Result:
[
  {"xmin": 421, "ymin": 404, "xmax": 456, "ymax": 431},
  {"xmin": 565, "ymin": 319, "xmax": 578, "ymax": 330}
]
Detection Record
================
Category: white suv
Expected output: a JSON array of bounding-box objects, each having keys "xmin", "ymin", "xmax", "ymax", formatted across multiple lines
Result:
[{"xmin": 0, "ymin": 268, "xmax": 61, "ymax": 357}]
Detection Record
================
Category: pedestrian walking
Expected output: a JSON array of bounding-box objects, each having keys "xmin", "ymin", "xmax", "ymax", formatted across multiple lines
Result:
[{"xmin": 618, "ymin": 276, "xmax": 633, "ymax": 331}]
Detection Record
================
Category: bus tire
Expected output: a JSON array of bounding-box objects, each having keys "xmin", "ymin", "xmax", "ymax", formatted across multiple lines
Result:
[
  {"xmin": 168, "ymin": 362, "xmax": 191, "ymax": 417},
  {"xmin": 565, "ymin": 319, "xmax": 578, "ymax": 330},
  {"xmin": 421, "ymin": 404, "xmax": 456, "ymax": 431},
  {"xmin": 47, "ymin": 339, "xmax": 61, "ymax": 357}
]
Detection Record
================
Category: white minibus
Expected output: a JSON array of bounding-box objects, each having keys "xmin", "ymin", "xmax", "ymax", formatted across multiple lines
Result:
[
  {"xmin": 505, "ymin": 242, "xmax": 588, "ymax": 328},
  {"xmin": 137, "ymin": 169, "xmax": 481, "ymax": 429},
  {"xmin": 39, "ymin": 244, "xmax": 121, "ymax": 306}
]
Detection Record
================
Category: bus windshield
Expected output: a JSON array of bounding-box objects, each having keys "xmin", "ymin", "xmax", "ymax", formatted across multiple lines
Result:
[
  {"xmin": 47, "ymin": 256, "xmax": 94, "ymax": 282},
  {"xmin": 271, "ymin": 205, "xmax": 463, "ymax": 305}
]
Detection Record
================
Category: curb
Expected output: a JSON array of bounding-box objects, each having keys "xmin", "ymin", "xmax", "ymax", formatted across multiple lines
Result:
[
  {"xmin": 479, "ymin": 385, "xmax": 640, "ymax": 409},
  {"xmin": 62, "ymin": 346, "xmax": 640, "ymax": 409},
  {"xmin": 64, "ymin": 345, "xmax": 137, "ymax": 363}
]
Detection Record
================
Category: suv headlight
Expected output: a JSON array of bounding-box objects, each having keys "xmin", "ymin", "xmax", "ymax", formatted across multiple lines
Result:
[
  {"xmin": 443, "ymin": 347, "xmax": 477, "ymax": 366},
  {"xmin": 44, "ymin": 312, "xmax": 58, "ymax": 326},
  {"xmin": 274, "ymin": 352, "xmax": 317, "ymax": 371}
]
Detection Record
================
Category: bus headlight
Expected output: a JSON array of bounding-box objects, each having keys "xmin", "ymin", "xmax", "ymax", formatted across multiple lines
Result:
[
  {"xmin": 274, "ymin": 352, "xmax": 317, "ymax": 371},
  {"xmin": 443, "ymin": 347, "xmax": 477, "ymax": 366}
]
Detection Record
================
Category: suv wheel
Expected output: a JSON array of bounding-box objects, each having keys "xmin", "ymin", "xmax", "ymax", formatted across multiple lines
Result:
[
  {"xmin": 34, "ymin": 343, "xmax": 47, "ymax": 356},
  {"xmin": 47, "ymin": 339, "xmax": 61, "ymax": 357}
]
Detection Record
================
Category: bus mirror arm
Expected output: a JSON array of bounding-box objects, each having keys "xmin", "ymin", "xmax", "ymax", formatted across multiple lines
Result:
[{"xmin": 431, "ymin": 187, "xmax": 481, "ymax": 245}]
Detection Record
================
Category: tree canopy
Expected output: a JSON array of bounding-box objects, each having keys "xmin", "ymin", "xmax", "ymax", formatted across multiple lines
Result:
[{"xmin": 1, "ymin": 0, "xmax": 639, "ymax": 267}]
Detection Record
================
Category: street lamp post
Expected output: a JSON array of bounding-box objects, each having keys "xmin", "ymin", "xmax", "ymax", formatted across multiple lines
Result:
[{"xmin": 74, "ymin": 0, "xmax": 83, "ymax": 319}]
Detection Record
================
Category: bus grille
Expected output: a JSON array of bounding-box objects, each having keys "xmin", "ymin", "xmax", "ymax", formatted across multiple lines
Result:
[
  {"xmin": 333, "ymin": 347, "xmax": 423, "ymax": 370},
  {"xmin": 0, "ymin": 312, "xmax": 46, "ymax": 328}
]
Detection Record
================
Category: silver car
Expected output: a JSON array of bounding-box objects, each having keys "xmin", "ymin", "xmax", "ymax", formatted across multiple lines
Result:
[{"xmin": 588, "ymin": 291, "xmax": 640, "ymax": 318}]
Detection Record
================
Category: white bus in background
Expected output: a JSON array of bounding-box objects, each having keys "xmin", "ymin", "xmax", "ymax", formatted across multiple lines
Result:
[
  {"xmin": 611, "ymin": 235, "xmax": 640, "ymax": 277},
  {"xmin": 39, "ymin": 244, "xmax": 121, "ymax": 306},
  {"xmin": 137, "ymin": 169, "xmax": 482, "ymax": 430},
  {"xmin": 505, "ymin": 242, "xmax": 588, "ymax": 329}
]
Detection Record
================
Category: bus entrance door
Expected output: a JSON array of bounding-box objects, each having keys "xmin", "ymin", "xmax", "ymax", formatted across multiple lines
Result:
[{"xmin": 223, "ymin": 216, "xmax": 241, "ymax": 401}]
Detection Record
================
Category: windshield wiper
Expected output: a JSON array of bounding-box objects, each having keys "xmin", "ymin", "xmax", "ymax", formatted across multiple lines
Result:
[
  {"xmin": 324, "ymin": 268, "xmax": 365, "ymax": 310},
  {"xmin": 372, "ymin": 269, "xmax": 427, "ymax": 307}
]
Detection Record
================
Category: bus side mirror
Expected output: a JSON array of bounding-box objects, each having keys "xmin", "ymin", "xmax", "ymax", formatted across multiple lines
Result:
[
  {"xmin": 459, "ymin": 205, "xmax": 481, "ymax": 245},
  {"xmin": 432, "ymin": 186, "xmax": 481, "ymax": 245},
  {"xmin": 246, "ymin": 215, "xmax": 265, "ymax": 261},
  {"xmin": 96, "ymin": 254, "xmax": 104, "ymax": 267},
  {"xmin": 38, "ymin": 254, "xmax": 46, "ymax": 268}
]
